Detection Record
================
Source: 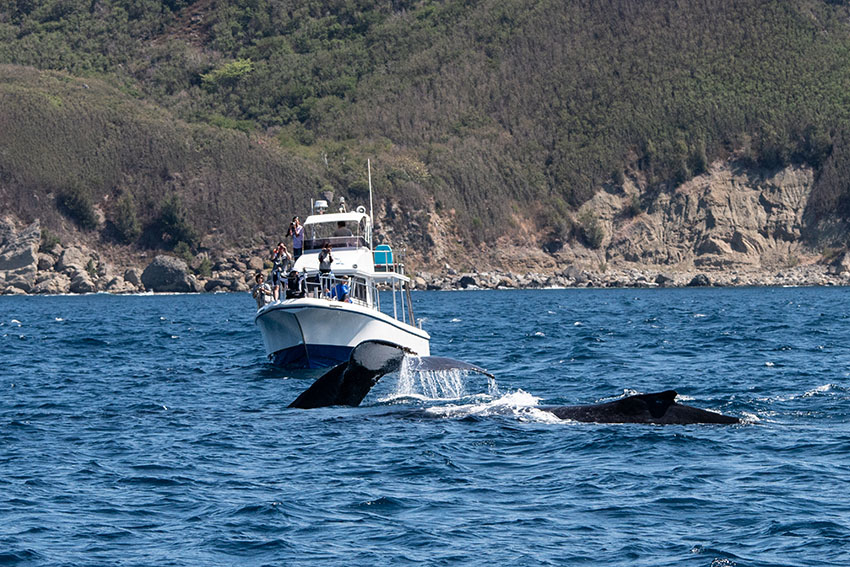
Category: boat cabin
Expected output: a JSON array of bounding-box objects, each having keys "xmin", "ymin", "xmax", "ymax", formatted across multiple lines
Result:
[{"xmin": 302, "ymin": 211, "xmax": 371, "ymax": 251}]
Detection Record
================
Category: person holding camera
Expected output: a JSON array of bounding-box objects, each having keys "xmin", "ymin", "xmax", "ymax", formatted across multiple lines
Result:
[
  {"xmin": 252, "ymin": 273, "xmax": 274, "ymax": 309},
  {"xmin": 270, "ymin": 242, "xmax": 292, "ymax": 300},
  {"xmin": 287, "ymin": 216, "xmax": 304, "ymax": 259}
]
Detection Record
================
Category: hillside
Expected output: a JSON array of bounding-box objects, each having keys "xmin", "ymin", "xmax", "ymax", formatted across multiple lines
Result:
[{"xmin": 2, "ymin": 0, "xmax": 850, "ymax": 275}]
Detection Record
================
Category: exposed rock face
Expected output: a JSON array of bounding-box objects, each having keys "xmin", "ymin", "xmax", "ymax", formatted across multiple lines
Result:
[
  {"xmin": 69, "ymin": 272, "xmax": 97, "ymax": 294},
  {"xmin": 32, "ymin": 273, "xmax": 71, "ymax": 294},
  {"xmin": 562, "ymin": 162, "xmax": 816, "ymax": 271},
  {"xmin": 141, "ymin": 255, "xmax": 195, "ymax": 292},
  {"xmin": 0, "ymin": 217, "xmax": 40, "ymax": 292},
  {"xmin": 123, "ymin": 268, "xmax": 142, "ymax": 287}
]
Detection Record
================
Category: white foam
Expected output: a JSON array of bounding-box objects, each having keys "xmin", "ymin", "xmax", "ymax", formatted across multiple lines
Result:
[
  {"xmin": 802, "ymin": 384, "xmax": 833, "ymax": 397},
  {"xmin": 424, "ymin": 390, "xmax": 566, "ymax": 423}
]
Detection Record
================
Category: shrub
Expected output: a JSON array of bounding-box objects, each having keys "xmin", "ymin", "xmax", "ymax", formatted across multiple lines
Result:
[
  {"xmin": 201, "ymin": 59, "xmax": 254, "ymax": 91},
  {"xmin": 152, "ymin": 195, "xmax": 197, "ymax": 248},
  {"xmin": 113, "ymin": 192, "xmax": 141, "ymax": 244},
  {"xmin": 58, "ymin": 184, "xmax": 98, "ymax": 230},
  {"xmin": 577, "ymin": 210, "xmax": 604, "ymax": 249},
  {"xmin": 40, "ymin": 229, "xmax": 60, "ymax": 253},
  {"xmin": 195, "ymin": 256, "xmax": 213, "ymax": 278}
]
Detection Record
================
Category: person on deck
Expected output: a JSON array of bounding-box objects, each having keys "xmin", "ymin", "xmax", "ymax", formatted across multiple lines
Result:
[
  {"xmin": 252, "ymin": 273, "xmax": 274, "ymax": 309},
  {"xmin": 330, "ymin": 275, "xmax": 352, "ymax": 303},
  {"xmin": 318, "ymin": 242, "xmax": 333, "ymax": 293},
  {"xmin": 288, "ymin": 217, "xmax": 304, "ymax": 259},
  {"xmin": 270, "ymin": 242, "xmax": 292, "ymax": 300},
  {"xmin": 286, "ymin": 269, "xmax": 306, "ymax": 299},
  {"xmin": 333, "ymin": 221, "xmax": 353, "ymax": 237}
]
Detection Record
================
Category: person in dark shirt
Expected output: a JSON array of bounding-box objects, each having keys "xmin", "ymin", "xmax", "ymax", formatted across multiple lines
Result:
[{"xmin": 286, "ymin": 269, "xmax": 306, "ymax": 299}]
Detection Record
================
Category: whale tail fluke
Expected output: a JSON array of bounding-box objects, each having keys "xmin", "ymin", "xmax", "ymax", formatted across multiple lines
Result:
[{"xmin": 289, "ymin": 340, "xmax": 492, "ymax": 409}]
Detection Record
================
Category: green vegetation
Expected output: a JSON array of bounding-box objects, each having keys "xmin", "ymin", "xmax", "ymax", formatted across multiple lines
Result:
[
  {"xmin": 2, "ymin": 0, "xmax": 850, "ymax": 251},
  {"xmin": 39, "ymin": 228, "xmax": 60, "ymax": 254},
  {"xmin": 576, "ymin": 210, "xmax": 605, "ymax": 250},
  {"xmin": 111, "ymin": 192, "xmax": 141, "ymax": 244},
  {"xmin": 58, "ymin": 184, "xmax": 98, "ymax": 230}
]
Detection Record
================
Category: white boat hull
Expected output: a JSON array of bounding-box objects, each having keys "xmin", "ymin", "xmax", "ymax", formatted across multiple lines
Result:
[{"xmin": 254, "ymin": 298, "xmax": 430, "ymax": 369}]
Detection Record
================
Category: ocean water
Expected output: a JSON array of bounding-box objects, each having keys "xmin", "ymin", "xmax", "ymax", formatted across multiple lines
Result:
[{"xmin": 1, "ymin": 288, "xmax": 849, "ymax": 566}]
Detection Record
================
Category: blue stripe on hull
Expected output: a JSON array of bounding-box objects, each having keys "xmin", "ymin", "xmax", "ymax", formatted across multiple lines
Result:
[{"xmin": 271, "ymin": 344, "xmax": 353, "ymax": 369}]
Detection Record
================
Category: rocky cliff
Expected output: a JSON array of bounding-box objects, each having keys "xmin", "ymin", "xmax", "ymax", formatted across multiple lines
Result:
[{"xmin": 1, "ymin": 160, "xmax": 849, "ymax": 295}]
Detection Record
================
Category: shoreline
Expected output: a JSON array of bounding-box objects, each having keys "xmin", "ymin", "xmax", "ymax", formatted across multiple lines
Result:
[{"xmin": 3, "ymin": 262, "xmax": 848, "ymax": 296}]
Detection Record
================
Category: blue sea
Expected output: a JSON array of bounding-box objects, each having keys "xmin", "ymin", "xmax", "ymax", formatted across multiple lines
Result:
[{"xmin": 1, "ymin": 288, "xmax": 849, "ymax": 566}]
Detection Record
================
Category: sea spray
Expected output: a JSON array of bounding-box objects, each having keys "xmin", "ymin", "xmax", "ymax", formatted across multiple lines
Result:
[{"xmin": 386, "ymin": 355, "xmax": 501, "ymax": 401}]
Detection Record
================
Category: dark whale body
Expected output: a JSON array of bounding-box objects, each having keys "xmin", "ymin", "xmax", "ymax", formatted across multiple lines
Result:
[
  {"xmin": 289, "ymin": 341, "xmax": 739, "ymax": 424},
  {"xmin": 542, "ymin": 390, "xmax": 739, "ymax": 425}
]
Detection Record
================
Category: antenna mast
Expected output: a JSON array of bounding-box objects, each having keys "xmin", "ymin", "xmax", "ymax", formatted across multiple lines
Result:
[{"xmin": 368, "ymin": 159, "xmax": 374, "ymax": 250}]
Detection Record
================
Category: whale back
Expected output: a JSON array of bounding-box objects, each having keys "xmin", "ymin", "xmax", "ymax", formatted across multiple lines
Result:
[{"xmin": 545, "ymin": 390, "xmax": 739, "ymax": 424}]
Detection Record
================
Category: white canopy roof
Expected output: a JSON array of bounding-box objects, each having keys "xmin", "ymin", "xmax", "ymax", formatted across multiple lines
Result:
[{"xmin": 303, "ymin": 211, "xmax": 369, "ymax": 226}]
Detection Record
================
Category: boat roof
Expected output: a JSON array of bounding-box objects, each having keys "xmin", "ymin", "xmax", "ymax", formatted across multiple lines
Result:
[{"xmin": 303, "ymin": 211, "xmax": 368, "ymax": 226}]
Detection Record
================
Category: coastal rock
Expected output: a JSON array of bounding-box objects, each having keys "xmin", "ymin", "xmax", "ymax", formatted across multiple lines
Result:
[
  {"xmin": 56, "ymin": 245, "xmax": 96, "ymax": 273},
  {"xmin": 4, "ymin": 265, "xmax": 37, "ymax": 293},
  {"xmin": 827, "ymin": 251, "xmax": 850, "ymax": 275},
  {"xmin": 457, "ymin": 274, "xmax": 477, "ymax": 289},
  {"xmin": 655, "ymin": 273, "xmax": 675, "ymax": 286},
  {"xmin": 123, "ymin": 268, "xmax": 142, "ymax": 287},
  {"xmin": 70, "ymin": 272, "xmax": 97, "ymax": 293},
  {"xmin": 104, "ymin": 276, "xmax": 138, "ymax": 293},
  {"xmin": 687, "ymin": 274, "xmax": 712, "ymax": 287},
  {"xmin": 597, "ymin": 162, "xmax": 814, "ymax": 269},
  {"xmin": 32, "ymin": 273, "xmax": 71, "ymax": 294},
  {"xmin": 0, "ymin": 218, "xmax": 40, "ymax": 291},
  {"xmin": 247, "ymin": 256, "xmax": 265, "ymax": 271},
  {"xmin": 141, "ymin": 255, "xmax": 194, "ymax": 292},
  {"xmin": 37, "ymin": 253, "xmax": 56, "ymax": 271},
  {"xmin": 3, "ymin": 286, "xmax": 27, "ymax": 295}
]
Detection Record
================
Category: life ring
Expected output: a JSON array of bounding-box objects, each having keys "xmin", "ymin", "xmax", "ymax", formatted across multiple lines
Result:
[{"xmin": 356, "ymin": 205, "xmax": 367, "ymax": 214}]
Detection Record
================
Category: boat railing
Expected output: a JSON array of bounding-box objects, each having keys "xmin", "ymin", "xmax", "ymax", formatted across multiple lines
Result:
[
  {"xmin": 298, "ymin": 273, "xmax": 371, "ymax": 307},
  {"xmin": 373, "ymin": 244, "xmax": 405, "ymax": 275},
  {"xmin": 285, "ymin": 270, "xmax": 416, "ymax": 327}
]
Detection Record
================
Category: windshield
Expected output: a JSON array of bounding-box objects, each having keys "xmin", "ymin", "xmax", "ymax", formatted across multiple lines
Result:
[{"xmin": 304, "ymin": 219, "xmax": 368, "ymax": 251}]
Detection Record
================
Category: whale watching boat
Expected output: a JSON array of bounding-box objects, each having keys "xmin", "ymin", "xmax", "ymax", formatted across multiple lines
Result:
[{"xmin": 254, "ymin": 179, "xmax": 430, "ymax": 369}]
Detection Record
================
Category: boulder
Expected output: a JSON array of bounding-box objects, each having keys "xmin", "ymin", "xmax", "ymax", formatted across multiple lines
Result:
[
  {"xmin": 37, "ymin": 253, "xmax": 56, "ymax": 271},
  {"xmin": 141, "ymin": 255, "xmax": 193, "ymax": 292},
  {"xmin": 123, "ymin": 268, "xmax": 142, "ymax": 287},
  {"xmin": 247, "ymin": 256, "xmax": 265, "ymax": 271},
  {"xmin": 4, "ymin": 265, "xmax": 37, "ymax": 293},
  {"xmin": 0, "ymin": 218, "xmax": 39, "ymax": 270},
  {"xmin": 0, "ymin": 218, "xmax": 40, "ymax": 292},
  {"xmin": 3, "ymin": 286, "xmax": 27, "ymax": 295},
  {"xmin": 104, "ymin": 276, "xmax": 137, "ymax": 293},
  {"xmin": 655, "ymin": 273, "xmax": 675, "ymax": 286},
  {"xmin": 687, "ymin": 273, "xmax": 712, "ymax": 287},
  {"xmin": 562, "ymin": 265, "xmax": 588, "ymax": 283},
  {"xmin": 56, "ymin": 245, "xmax": 96, "ymax": 273},
  {"xmin": 69, "ymin": 272, "xmax": 97, "ymax": 293},
  {"xmin": 457, "ymin": 274, "xmax": 477, "ymax": 289},
  {"xmin": 32, "ymin": 274, "xmax": 71, "ymax": 294},
  {"xmin": 827, "ymin": 251, "xmax": 850, "ymax": 275}
]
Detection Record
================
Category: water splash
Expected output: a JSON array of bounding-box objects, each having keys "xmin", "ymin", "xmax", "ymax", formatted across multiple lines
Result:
[{"xmin": 381, "ymin": 355, "xmax": 500, "ymax": 402}]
